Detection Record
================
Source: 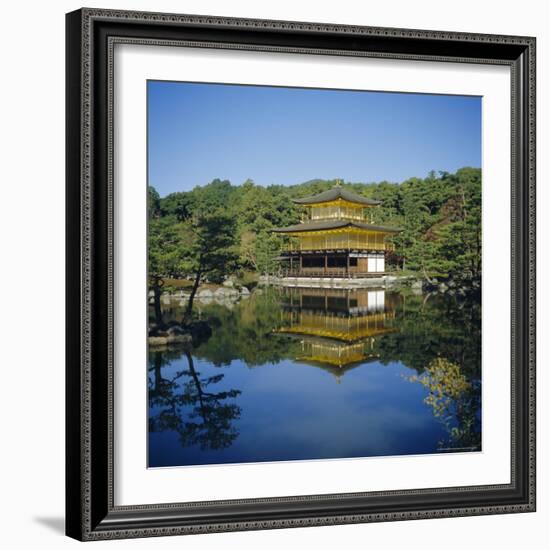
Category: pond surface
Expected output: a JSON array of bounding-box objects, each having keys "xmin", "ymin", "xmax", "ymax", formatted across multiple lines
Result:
[{"xmin": 148, "ymin": 285, "xmax": 481, "ymax": 468}]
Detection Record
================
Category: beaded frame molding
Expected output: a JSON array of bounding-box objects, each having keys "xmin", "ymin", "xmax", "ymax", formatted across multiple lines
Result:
[{"xmin": 66, "ymin": 8, "xmax": 536, "ymax": 541}]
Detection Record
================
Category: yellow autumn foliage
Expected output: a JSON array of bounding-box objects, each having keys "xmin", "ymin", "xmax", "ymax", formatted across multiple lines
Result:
[{"xmin": 409, "ymin": 358, "xmax": 471, "ymax": 418}]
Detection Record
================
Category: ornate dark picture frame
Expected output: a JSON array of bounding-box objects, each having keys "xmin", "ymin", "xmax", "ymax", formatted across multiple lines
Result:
[{"xmin": 66, "ymin": 8, "xmax": 536, "ymax": 541}]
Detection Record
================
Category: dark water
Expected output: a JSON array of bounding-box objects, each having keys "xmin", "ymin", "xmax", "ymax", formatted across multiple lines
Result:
[{"xmin": 148, "ymin": 285, "xmax": 481, "ymax": 468}]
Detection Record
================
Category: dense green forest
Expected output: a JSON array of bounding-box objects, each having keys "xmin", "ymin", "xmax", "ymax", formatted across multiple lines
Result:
[{"xmin": 148, "ymin": 167, "xmax": 481, "ymax": 303}]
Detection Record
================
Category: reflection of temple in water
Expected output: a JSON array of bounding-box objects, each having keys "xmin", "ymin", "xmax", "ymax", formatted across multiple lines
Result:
[{"xmin": 275, "ymin": 287, "xmax": 400, "ymax": 379}]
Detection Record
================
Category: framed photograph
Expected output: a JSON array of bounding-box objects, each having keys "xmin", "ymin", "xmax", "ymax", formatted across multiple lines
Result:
[{"xmin": 66, "ymin": 8, "xmax": 536, "ymax": 541}]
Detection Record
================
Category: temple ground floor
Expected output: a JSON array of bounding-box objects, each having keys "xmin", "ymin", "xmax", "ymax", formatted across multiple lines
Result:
[{"xmin": 278, "ymin": 250, "xmax": 386, "ymax": 278}]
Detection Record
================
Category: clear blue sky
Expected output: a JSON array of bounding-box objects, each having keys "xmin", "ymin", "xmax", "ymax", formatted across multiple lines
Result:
[{"xmin": 148, "ymin": 81, "xmax": 481, "ymax": 197}]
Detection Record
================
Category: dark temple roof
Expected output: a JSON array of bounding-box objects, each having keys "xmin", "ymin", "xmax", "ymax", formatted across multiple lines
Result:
[
  {"xmin": 272, "ymin": 219, "xmax": 402, "ymax": 234},
  {"xmin": 292, "ymin": 187, "xmax": 381, "ymax": 206}
]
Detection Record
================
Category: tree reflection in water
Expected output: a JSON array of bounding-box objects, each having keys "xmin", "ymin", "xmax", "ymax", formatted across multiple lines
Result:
[
  {"xmin": 406, "ymin": 357, "xmax": 481, "ymax": 451},
  {"xmin": 148, "ymin": 347, "xmax": 241, "ymax": 452}
]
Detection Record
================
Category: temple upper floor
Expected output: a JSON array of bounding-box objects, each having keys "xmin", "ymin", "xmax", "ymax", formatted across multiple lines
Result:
[
  {"xmin": 292, "ymin": 185, "xmax": 381, "ymax": 223},
  {"xmin": 308, "ymin": 203, "xmax": 369, "ymax": 222}
]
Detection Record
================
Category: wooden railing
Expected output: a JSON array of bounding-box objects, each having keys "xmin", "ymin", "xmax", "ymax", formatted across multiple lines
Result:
[
  {"xmin": 280, "ymin": 269, "xmax": 385, "ymax": 278},
  {"xmin": 284, "ymin": 241, "xmax": 394, "ymax": 252}
]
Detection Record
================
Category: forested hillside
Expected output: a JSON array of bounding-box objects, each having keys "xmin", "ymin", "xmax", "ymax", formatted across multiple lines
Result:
[{"xmin": 148, "ymin": 167, "xmax": 481, "ymax": 287}]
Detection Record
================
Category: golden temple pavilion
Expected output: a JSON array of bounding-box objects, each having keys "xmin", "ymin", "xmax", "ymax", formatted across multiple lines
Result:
[
  {"xmin": 273, "ymin": 184, "xmax": 401, "ymax": 278},
  {"xmin": 274, "ymin": 287, "xmax": 398, "ymax": 377}
]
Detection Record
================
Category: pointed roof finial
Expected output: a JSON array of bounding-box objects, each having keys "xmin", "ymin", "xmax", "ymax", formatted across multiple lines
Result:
[{"xmin": 335, "ymin": 178, "xmax": 342, "ymax": 188}]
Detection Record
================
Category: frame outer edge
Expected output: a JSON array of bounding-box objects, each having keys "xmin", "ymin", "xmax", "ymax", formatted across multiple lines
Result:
[
  {"xmin": 69, "ymin": 8, "xmax": 537, "ymax": 540},
  {"xmin": 65, "ymin": 8, "xmax": 85, "ymax": 542},
  {"xmin": 527, "ymin": 36, "xmax": 536, "ymax": 512},
  {"xmin": 81, "ymin": 6, "xmax": 535, "ymax": 44}
]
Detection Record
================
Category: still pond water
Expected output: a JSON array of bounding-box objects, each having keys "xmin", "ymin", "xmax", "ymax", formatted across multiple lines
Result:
[{"xmin": 148, "ymin": 285, "xmax": 481, "ymax": 468}]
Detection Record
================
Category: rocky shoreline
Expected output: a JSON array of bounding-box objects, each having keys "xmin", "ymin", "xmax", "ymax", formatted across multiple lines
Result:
[
  {"xmin": 151, "ymin": 282, "xmax": 252, "ymax": 309},
  {"xmin": 148, "ymin": 280, "xmax": 253, "ymax": 347},
  {"xmin": 410, "ymin": 277, "xmax": 480, "ymax": 297},
  {"xmin": 148, "ymin": 274, "xmax": 479, "ymax": 348},
  {"xmin": 148, "ymin": 319, "xmax": 213, "ymax": 348}
]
